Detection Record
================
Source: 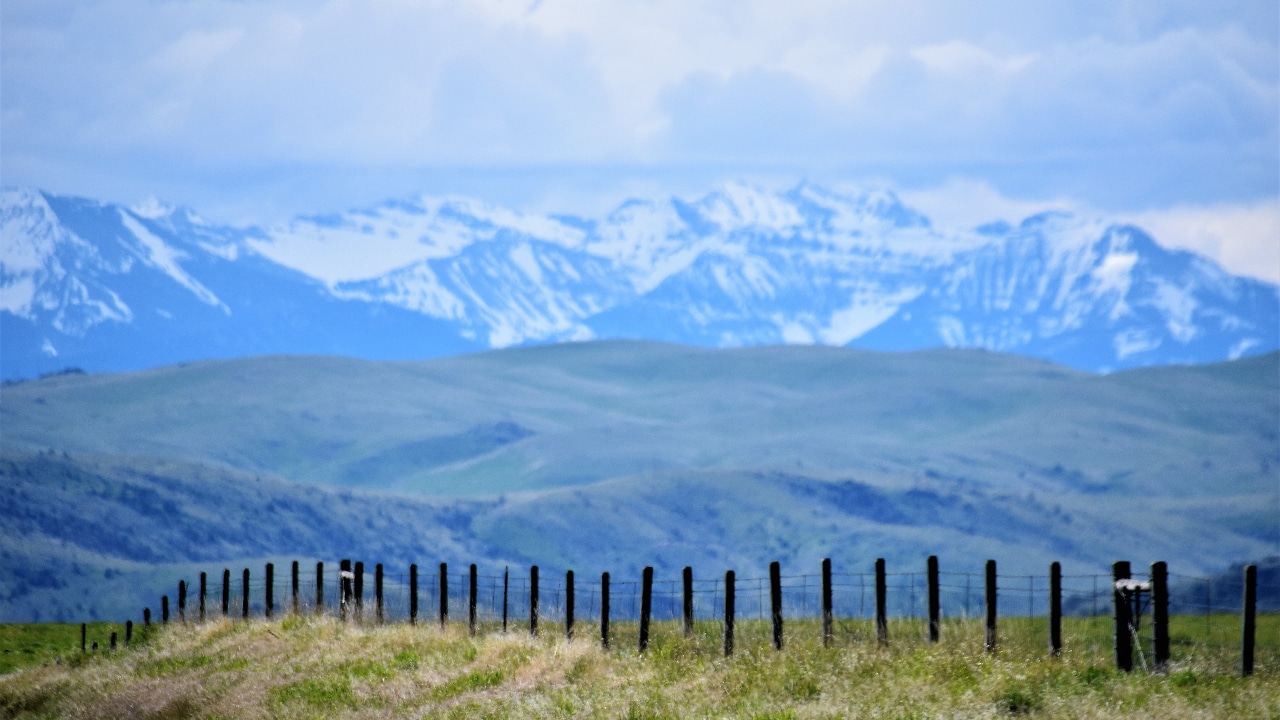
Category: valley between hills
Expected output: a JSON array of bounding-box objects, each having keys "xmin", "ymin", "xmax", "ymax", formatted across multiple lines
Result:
[{"xmin": 1, "ymin": 341, "xmax": 1276, "ymax": 622}]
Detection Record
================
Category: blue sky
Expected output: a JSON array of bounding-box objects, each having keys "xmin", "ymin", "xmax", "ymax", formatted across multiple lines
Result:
[{"xmin": 3, "ymin": 0, "xmax": 1278, "ymax": 280}]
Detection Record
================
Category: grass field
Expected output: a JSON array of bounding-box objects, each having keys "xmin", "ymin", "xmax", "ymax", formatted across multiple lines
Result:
[{"xmin": 1, "ymin": 615, "xmax": 1275, "ymax": 719}]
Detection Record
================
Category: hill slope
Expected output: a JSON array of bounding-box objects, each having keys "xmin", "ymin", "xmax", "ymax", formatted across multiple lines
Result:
[{"xmin": 1, "ymin": 343, "xmax": 1276, "ymax": 622}]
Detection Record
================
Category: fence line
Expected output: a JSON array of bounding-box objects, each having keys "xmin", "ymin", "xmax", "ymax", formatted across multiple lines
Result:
[{"xmin": 131, "ymin": 556, "xmax": 1273, "ymax": 675}]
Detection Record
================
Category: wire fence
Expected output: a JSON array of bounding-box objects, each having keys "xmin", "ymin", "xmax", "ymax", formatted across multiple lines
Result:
[{"xmin": 159, "ymin": 559, "xmax": 1277, "ymax": 673}]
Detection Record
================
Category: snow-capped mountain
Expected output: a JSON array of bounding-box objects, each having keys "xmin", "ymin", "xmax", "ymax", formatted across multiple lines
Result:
[{"xmin": 1, "ymin": 183, "xmax": 1275, "ymax": 379}]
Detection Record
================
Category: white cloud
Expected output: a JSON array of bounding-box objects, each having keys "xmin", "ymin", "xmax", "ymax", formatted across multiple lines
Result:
[
  {"xmin": 898, "ymin": 179, "xmax": 1079, "ymax": 231},
  {"xmin": 910, "ymin": 41, "xmax": 1035, "ymax": 76},
  {"xmin": 0, "ymin": 0, "xmax": 1275, "ymax": 223},
  {"xmin": 1123, "ymin": 200, "xmax": 1280, "ymax": 284}
]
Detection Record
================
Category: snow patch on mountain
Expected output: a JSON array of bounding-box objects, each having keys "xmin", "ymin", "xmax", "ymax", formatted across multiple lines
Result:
[
  {"xmin": 3, "ymin": 182, "xmax": 1277, "ymax": 376},
  {"xmin": 118, "ymin": 212, "xmax": 228, "ymax": 313},
  {"xmin": 0, "ymin": 189, "xmax": 135, "ymax": 333}
]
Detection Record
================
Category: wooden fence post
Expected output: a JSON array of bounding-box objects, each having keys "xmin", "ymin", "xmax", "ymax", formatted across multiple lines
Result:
[
  {"xmin": 985, "ymin": 560, "xmax": 997, "ymax": 654},
  {"xmin": 1112, "ymin": 561, "xmax": 1132, "ymax": 672},
  {"xmin": 770, "ymin": 561, "xmax": 783, "ymax": 651},
  {"xmin": 1049, "ymin": 562, "xmax": 1062, "ymax": 657},
  {"xmin": 530, "ymin": 565, "xmax": 539, "ymax": 636},
  {"xmin": 501, "ymin": 567, "xmax": 508, "ymax": 633},
  {"xmin": 143, "ymin": 609, "xmax": 151, "ymax": 628},
  {"xmin": 723, "ymin": 570, "xmax": 735, "ymax": 657},
  {"xmin": 178, "ymin": 580, "xmax": 186, "ymax": 623},
  {"xmin": 600, "ymin": 571, "xmax": 610, "ymax": 649},
  {"xmin": 110, "ymin": 632, "xmax": 117, "ymax": 651},
  {"xmin": 339, "ymin": 559, "xmax": 351, "ymax": 621},
  {"xmin": 439, "ymin": 562, "xmax": 448, "ymax": 628},
  {"xmin": 315, "ymin": 562, "xmax": 324, "ymax": 616},
  {"xmin": 875, "ymin": 558, "xmax": 888, "ymax": 647},
  {"xmin": 409, "ymin": 564, "xmax": 418, "ymax": 625},
  {"xmin": 242, "ymin": 568, "xmax": 250, "ymax": 620},
  {"xmin": 639, "ymin": 566, "xmax": 653, "ymax": 652},
  {"xmin": 1152, "ymin": 561, "xmax": 1169, "ymax": 671},
  {"xmin": 354, "ymin": 561, "xmax": 363, "ymax": 623},
  {"xmin": 376, "ymin": 563, "xmax": 385, "ymax": 625},
  {"xmin": 125, "ymin": 620, "xmax": 132, "ymax": 646},
  {"xmin": 1242, "ymin": 564, "xmax": 1257, "ymax": 677},
  {"xmin": 822, "ymin": 558, "xmax": 833, "ymax": 648},
  {"xmin": 565, "ymin": 570, "xmax": 575, "ymax": 641},
  {"xmin": 265, "ymin": 563, "xmax": 274, "ymax": 619},
  {"xmin": 682, "ymin": 566, "xmax": 694, "ymax": 638},
  {"xmin": 199, "ymin": 572, "xmax": 207, "ymax": 623},
  {"xmin": 292, "ymin": 561, "xmax": 299, "ymax": 616},
  {"xmin": 80, "ymin": 623, "xmax": 86, "ymax": 652},
  {"xmin": 222, "ymin": 569, "xmax": 230, "ymax": 617},
  {"xmin": 162, "ymin": 595, "xmax": 169, "ymax": 624},
  {"xmin": 469, "ymin": 564, "xmax": 478, "ymax": 637},
  {"xmin": 927, "ymin": 556, "xmax": 940, "ymax": 643}
]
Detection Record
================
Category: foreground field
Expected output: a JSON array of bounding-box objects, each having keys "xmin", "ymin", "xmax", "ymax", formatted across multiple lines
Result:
[{"xmin": 1, "ymin": 616, "xmax": 1276, "ymax": 719}]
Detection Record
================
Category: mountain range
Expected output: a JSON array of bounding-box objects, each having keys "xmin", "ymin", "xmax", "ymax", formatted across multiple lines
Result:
[{"xmin": 3, "ymin": 183, "xmax": 1276, "ymax": 380}]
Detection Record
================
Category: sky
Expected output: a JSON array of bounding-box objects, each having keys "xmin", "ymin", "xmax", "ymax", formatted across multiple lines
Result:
[{"xmin": 2, "ymin": 0, "xmax": 1278, "ymax": 281}]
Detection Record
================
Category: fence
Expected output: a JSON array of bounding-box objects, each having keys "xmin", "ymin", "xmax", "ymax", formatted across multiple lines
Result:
[{"xmin": 121, "ymin": 556, "xmax": 1274, "ymax": 676}]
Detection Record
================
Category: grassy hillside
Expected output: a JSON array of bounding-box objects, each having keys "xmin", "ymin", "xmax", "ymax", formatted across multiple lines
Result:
[
  {"xmin": 4, "ymin": 342, "xmax": 1276, "ymax": 500},
  {"xmin": 1, "ymin": 343, "xmax": 1276, "ymax": 622},
  {"xmin": 1, "ymin": 615, "xmax": 1276, "ymax": 719}
]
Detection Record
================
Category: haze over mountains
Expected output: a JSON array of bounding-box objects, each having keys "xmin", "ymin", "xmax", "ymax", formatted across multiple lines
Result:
[{"xmin": 3, "ymin": 182, "xmax": 1276, "ymax": 381}]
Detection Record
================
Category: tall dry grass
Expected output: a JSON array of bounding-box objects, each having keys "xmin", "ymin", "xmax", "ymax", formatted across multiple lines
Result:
[{"xmin": 1, "ymin": 614, "xmax": 1276, "ymax": 719}]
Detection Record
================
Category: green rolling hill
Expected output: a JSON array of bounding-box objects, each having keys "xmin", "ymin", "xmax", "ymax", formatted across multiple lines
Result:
[{"xmin": 1, "ymin": 342, "xmax": 1276, "ymax": 622}]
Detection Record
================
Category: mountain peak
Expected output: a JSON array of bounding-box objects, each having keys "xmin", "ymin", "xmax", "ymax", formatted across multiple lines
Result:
[{"xmin": 2, "ymin": 185, "xmax": 1275, "ymax": 379}]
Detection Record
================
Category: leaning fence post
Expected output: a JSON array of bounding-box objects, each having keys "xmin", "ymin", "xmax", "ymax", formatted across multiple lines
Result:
[
  {"xmin": 376, "ymin": 563, "xmax": 385, "ymax": 625},
  {"xmin": 162, "ymin": 595, "xmax": 170, "ymax": 625},
  {"xmin": 1242, "ymin": 564, "xmax": 1257, "ymax": 677},
  {"xmin": 530, "ymin": 565, "xmax": 540, "ymax": 636},
  {"xmin": 315, "ymin": 562, "xmax": 324, "ymax": 616},
  {"xmin": 682, "ymin": 566, "xmax": 694, "ymax": 638},
  {"xmin": 985, "ymin": 560, "xmax": 998, "ymax": 654},
  {"xmin": 222, "ymin": 569, "xmax": 230, "ymax": 617},
  {"xmin": 1049, "ymin": 562, "xmax": 1062, "ymax": 657},
  {"xmin": 409, "ymin": 563, "xmax": 418, "ymax": 625},
  {"xmin": 178, "ymin": 580, "xmax": 187, "ymax": 623},
  {"xmin": 354, "ymin": 561, "xmax": 364, "ymax": 623},
  {"xmin": 875, "ymin": 558, "xmax": 888, "ymax": 647},
  {"xmin": 265, "ymin": 563, "xmax": 274, "ymax": 619},
  {"xmin": 1112, "ymin": 561, "xmax": 1132, "ymax": 672},
  {"xmin": 501, "ymin": 567, "xmax": 509, "ymax": 633},
  {"xmin": 469, "ymin": 564, "xmax": 478, "ymax": 637},
  {"xmin": 439, "ymin": 562, "xmax": 448, "ymax": 628},
  {"xmin": 770, "ymin": 561, "xmax": 783, "ymax": 651},
  {"xmin": 1152, "ymin": 561, "xmax": 1169, "ymax": 671},
  {"xmin": 822, "ymin": 558, "xmax": 833, "ymax": 648},
  {"xmin": 292, "ymin": 561, "xmax": 299, "ymax": 616},
  {"xmin": 565, "ymin": 570, "xmax": 575, "ymax": 641},
  {"xmin": 639, "ymin": 566, "xmax": 653, "ymax": 652},
  {"xmin": 600, "ymin": 571, "xmax": 611, "ymax": 649},
  {"xmin": 724, "ymin": 570, "xmax": 736, "ymax": 657},
  {"xmin": 242, "ymin": 568, "xmax": 250, "ymax": 620},
  {"xmin": 927, "ymin": 556, "xmax": 940, "ymax": 643},
  {"xmin": 199, "ymin": 572, "xmax": 207, "ymax": 623}
]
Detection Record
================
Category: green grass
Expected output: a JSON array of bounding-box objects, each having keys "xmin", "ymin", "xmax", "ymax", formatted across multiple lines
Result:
[
  {"xmin": 0, "ymin": 615, "xmax": 1275, "ymax": 718},
  {"xmin": 0, "ymin": 622, "xmax": 147, "ymax": 675}
]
